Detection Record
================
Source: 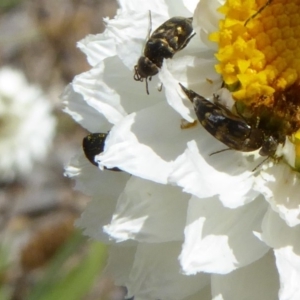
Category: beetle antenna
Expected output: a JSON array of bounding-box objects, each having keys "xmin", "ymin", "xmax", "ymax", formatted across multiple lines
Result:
[
  {"xmin": 209, "ymin": 148, "xmax": 231, "ymax": 156},
  {"xmin": 245, "ymin": 0, "xmax": 273, "ymax": 27},
  {"xmin": 158, "ymin": 83, "xmax": 163, "ymax": 92},
  {"xmin": 147, "ymin": 10, "xmax": 152, "ymax": 39},
  {"xmin": 252, "ymin": 156, "xmax": 269, "ymax": 172},
  {"xmin": 145, "ymin": 77, "xmax": 149, "ymax": 95}
]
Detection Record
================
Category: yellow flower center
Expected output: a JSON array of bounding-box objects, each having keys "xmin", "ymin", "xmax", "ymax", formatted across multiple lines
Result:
[
  {"xmin": 210, "ymin": 0, "xmax": 300, "ymax": 100},
  {"xmin": 210, "ymin": 0, "xmax": 300, "ymax": 169}
]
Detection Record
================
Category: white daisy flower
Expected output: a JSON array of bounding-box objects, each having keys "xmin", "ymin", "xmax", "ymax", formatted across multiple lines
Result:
[
  {"xmin": 64, "ymin": 0, "xmax": 300, "ymax": 299},
  {"xmin": 0, "ymin": 67, "xmax": 56, "ymax": 182}
]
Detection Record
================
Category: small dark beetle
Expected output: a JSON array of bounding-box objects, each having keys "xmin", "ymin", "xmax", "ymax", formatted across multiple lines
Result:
[
  {"xmin": 179, "ymin": 83, "xmax": 285, "ymax": 157},
  {"xmin": 134, "ymin": 16, "xmax": 195, "ymax": 94},
  {"xmin": 82, "ymin": 133, "xmax": 121, "ymax": 171}
]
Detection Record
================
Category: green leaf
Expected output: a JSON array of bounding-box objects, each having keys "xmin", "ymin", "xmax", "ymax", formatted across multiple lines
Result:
[
  {"xmin": 27, "ymin": 231, "xmax": 107, "ymax": 300},
  {"xmin": 0, "ymin": 0, "xmax": 22, "ymax": 10},
  {"xmin": 0, "ymin": 285, "xmax": 12, "ymax": 300}
]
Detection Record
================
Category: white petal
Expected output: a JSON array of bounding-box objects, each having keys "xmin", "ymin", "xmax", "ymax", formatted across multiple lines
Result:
[
  {"xmin": 275, "ymin": 248, "xmax": 300, "ymax": 300},
  {"xmin": 72, "ymin": 64, "xmax": 127, "ymax": 125},
  {"xmin": 169, "ymin": 140, "xmax": 259, "ymax": 208},
  {"xmin": 261, "ymin": 207, "xmax": 300, "ymax": 249},
  {"xmin": 184, "ymin": 285, "xmax": 211, "ymax": 300},
  {"xmin": 159, "ymin": 59, "xmax": 194, "ymax": 122},
  {"xmin": 104, "ymin": 244, "xmax": 136, "ymax": 286},
  {"xmin": 66, "ymin": 153, "xmax": 130, "ymax": 241},
  {"xmin": 180, "ymin": 196, "xmax": 269, "ymax": 275},
  {"xmin": 255, "ymin": 163, "xmax": 300, "ymax": 227},
  {"xmin": 101, "ymin": 55, "xmax": 163, "ymax": 112},
  {"xmin": 127, "ymin": 242, "xmax": 210, "ymax": 300},
  {"xmin": 75, "ymin": 195, "xmax": 119, "ymax": 242},
  {"xmin": 159, "ymin": 55, "xmax": 221, "ymax": 121},
  {"xmin": 194, "ymin": 0, "xmax": 222, "ymax": 33},
  {"xmin": 104, "ymin": 177, "xmax": 189, "ymax": 243},
  {"xmin": 172, "ymin": 56, "xmax": 221, "ymax": 98},
  {"xmin": 81, "ymin": 0, "xmax": 169, "ymax": 67},
  {"xmin": 77, "ymin": 33, "xmax": 117, "ymax": 67},
  {"xmin": 0, "ymin": 67, "xmax": 27, "ymax": 96},
  {"xmin": 62, "ymin": 84, "xmax": 111, "ymax": 132},
  {"xmin": 70, "ymin": 55, "xmax": 165, "ymax": 126},
  {"xmin": 182, "ymin": 0, "xmax": 199, "ymax": 14},
  {"xmin": 193, "ymin": 0, "xmax": 222, "ymax": 50},
  {"xmin": 98, "ymin": 101, "xmax": 205, "ymax": 183},
  {"xmin": 118, "ymin": 0, "xmax": 168, "ymax": 15},
  {"xmin": 165, "ymin": 0, "xmax": 194, "ymax": 17},
  {"xmin": 97, "ymin": 112, "xmax": 172, "ymax": 183},
  {"xmin": 106, "ymin": 10, "xmax": 168, "ymax": 70},
  {"xmin": 0, "ymin": 67, "xmax": 55, "ymax": 181},
  {"xmin": 65, "ymin": 151, "xmax": 129, "ymax": 195},
  {"xmin": 261, "ymin": 208, "xmax": 300, "ymax": 300},
  {"xmin": 211, "ymin": 251, "xmax": 279, "ymax": 300}
]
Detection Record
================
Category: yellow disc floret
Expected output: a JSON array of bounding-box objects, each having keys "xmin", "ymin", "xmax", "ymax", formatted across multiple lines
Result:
[
  {"xmin": 210, "ymin": 0, "xmax": 300, "ymax": 170},
  {"xmin": 210, "ymin": 0, "xmax": 300, "ymax": 104}
]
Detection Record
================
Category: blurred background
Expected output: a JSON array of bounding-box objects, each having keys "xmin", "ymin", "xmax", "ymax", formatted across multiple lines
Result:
[{"xmin": 0, "ymin": 0, "xmax": 122, "ymax": 299}]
